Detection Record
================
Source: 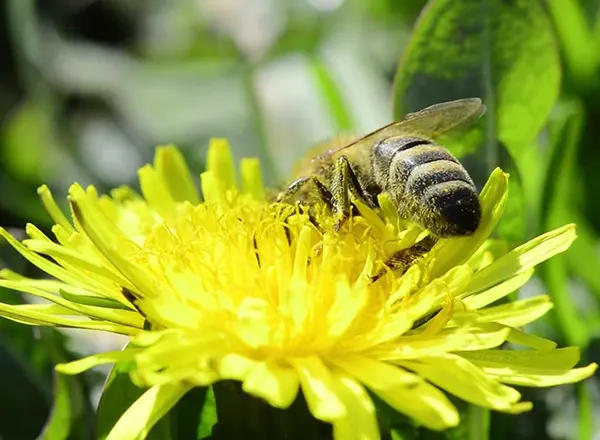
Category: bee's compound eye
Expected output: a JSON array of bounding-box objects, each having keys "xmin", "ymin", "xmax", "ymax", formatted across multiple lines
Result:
[{"xmin": 431, "ymin": 183, "xmax": 481, "ymax": 237}]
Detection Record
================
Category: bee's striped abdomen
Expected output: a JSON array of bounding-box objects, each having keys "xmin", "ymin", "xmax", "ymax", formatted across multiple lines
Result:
[{"xmin": 371, "ymin": 137, "xmax": 481, "ymax": 237}]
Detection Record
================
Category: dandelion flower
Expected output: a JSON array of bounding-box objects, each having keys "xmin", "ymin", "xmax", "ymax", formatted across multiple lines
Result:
[{"xmin": 0, "ymin": 139, "xmax": 595, "ymax": 440}]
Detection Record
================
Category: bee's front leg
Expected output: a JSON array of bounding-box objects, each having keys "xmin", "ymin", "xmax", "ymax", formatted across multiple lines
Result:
[
  {"xmin": 276, "ymin": 176, "xmax": 334, "ymax": 209},
  {"xmin": 331, "ymin": 156, "xmax": 369, "ymax": 231}
]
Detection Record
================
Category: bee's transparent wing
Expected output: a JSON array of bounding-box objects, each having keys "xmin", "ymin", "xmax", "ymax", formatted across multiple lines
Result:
[{"xmin": 329, "ymin": 98, "xmax": 486, "ymax": 157}]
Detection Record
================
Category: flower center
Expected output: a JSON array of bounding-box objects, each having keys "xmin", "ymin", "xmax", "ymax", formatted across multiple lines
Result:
[{"xmin": 133, "ymin": 193, "xmax": 426, "ymax": 358}]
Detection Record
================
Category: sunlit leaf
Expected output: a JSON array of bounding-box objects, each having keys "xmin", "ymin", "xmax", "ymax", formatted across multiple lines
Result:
[
  {"xmin": 40, "ymin": 329, "xmax": 94, "ymax": 440},
  {"xmin": 96, "ymin": 356, "xmax": 172, "ymax": 440},
  {"xmin": 394, "ymin": 0, "xmax": 560, "ymax": 154},
  {"xmin": 2, "ymin": 101, "xmax": 56, "ymax": 183},
  {"xmin": 547, "ymin": 0, "xmax": 597, "ymax": 88}
]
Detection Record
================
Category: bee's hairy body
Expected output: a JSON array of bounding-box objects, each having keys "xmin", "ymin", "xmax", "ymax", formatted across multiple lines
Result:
[
  {"xmin": 370, "ymin": 136, "xmax": 480, "ymax": 236},
  {"xmin": 289, "ymin": 136, "xmax": 480, "ymax": 237},
  {"xmin": 276, "ymin": 98, "xmax": 485, "ymax": 277}
]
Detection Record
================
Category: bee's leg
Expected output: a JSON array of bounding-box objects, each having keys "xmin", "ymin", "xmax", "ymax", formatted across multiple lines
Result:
[
  {"xmin": 276, "ymin": 177, "xmax": 334, "ymax": 211},
  {"xmin": 371, "ymin": 235, "xmax": 438, "ymax": 282},
  {"xmin": 331, "ymin": 156, "xmax": 369, "ymax": 231}
]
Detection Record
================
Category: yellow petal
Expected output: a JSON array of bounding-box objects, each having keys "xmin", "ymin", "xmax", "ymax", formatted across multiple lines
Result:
[
  {"xmin": 333, "ymin": 356, "xmax": 458, "ymax": 430},
  {"xmin": 0, "ymin": 301, "xmax": 138, "ymax": 334},
  {"xmin": 462, "ymin": 269, "xmax": 534, "ymax": 308},
  {"xmin": 240, "ymin": 158, "xmax": 265, "ymax": 201},
  {"xmin": 464, "ymin": 224, "xmax": 576, "ymax": 296},
  {"xmin": 242, "ymin": 360, "xmax": 300, "ymax": 408},
  {"xmin": 290, "ymin": 356, "xmax": 346, "ymax": 422},
  {"xmin": 469, "ymin": 296, "xmax": 552, "ymax": 327},
  {"xmin": 507, "ymin": 328, "xmax": 557, "ymax": 350},
  {"xmin": 154, "ymin": 145, "xmax": 200, "ymax": 204},
  {"xmin": 57, "ymin": 350, "xmax": 138, "ymax": 374},
  {"xmin": 68, "ymin": 185, "xmax": 160, "ymax": 299},
  {"xmin": 106, "ymin": 383, "xmax": 192, "ymax": 440},
  {"xmin": 206, "ymin": 138, "xmax": 237, "ymax": 191},
  {"xmin": 460, "ymin": 347, "xmax": 598, "ymax": 386},
  {"xmin": 138, "ymin": 165, "xmax": 176, "ymax": 221},
  {"xmin": 401, "ymin": 354, "xmax": 523, "ymax": 412},
  {"xmin": 429, "ymin": 168, "xmax": 508, "ymax": 278},
  {"xmin": 330, "ymin": 371, "xmax": 379, "ymax": 440},
  {"xmin": 37, "ymin": 184, "xmax": 74, "ymax": 233}
]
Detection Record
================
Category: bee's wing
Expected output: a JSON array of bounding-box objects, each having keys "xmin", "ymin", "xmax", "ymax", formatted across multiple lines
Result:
[
  {"xmin": 291, "ymin": 134, "xmax": 359, "ymax": 178},
  {"xmin": 328, "ymin": 98, "xmax": 486, "ymax": 157}
]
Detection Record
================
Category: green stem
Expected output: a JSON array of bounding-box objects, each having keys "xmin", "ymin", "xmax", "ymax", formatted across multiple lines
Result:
[
  {"xmin": 242, "ymin": 65, "xmax": 278, "ymax": 185},
  {"xmin": 481, "ymin": 0, "xmax": 497, "ymax": 176},
  {"xmin": 310, "ymin": 56, "xmax": 354, "ymax": 132},
  {"xmin": 467, "ymin": 405, "xmax": 490, "ymax": 440},
  {"xmin": 577, "ymin": 382, "xmax": 592, "ymax": 440}
]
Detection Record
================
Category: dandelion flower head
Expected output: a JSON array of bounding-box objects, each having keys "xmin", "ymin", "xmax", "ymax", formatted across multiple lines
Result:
[{"xmin": 0, "ymin": 139, "xmax": 595, "ymax": 440}]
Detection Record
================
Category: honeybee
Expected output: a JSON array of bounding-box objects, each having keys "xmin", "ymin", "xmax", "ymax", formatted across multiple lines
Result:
[{"xmin": 276, "ymin": 98, "xmax": 485, "ymax": 275}]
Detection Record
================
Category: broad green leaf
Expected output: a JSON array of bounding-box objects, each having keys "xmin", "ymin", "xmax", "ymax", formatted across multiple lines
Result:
[
  {"xmin": 171, "ymin": 387, "xmax": 210, "ymax": 440},
  {"xmin": 0, "ymin": 285, "xmax": 54, "ymax": 440},
  {"xmin": 541, "ymin": 99, "xmax": 584, "ymax": 229},
  {"xmin": 547, "ymin": 0, "xmax": 597, "ymax": 88},
  {"xmin": 543, "ymin": 102, "xmax": 600, "ymax": 301},
  {"xmin": 538, "ymin": 99, "xmax": 593, "ymax": 346},
  {"xmin": 0, "ymin": 338, "xmax": 52, "ymax": 440},
  {"xmin": 96, "ymin": 357, "xmax": 172, "ymax": 440},
  {"xmin": 97, "ymin": 357, "xmax": 217, "ymax": 440},
  {"xmin": 106, "ymin": 383, "xmax": 191, "ymax": 440},
  {"xmin": 493, "ymin": 149, "xmax": 525, "ymax": 243},
  {"xmin": 2, "ymin": 100, "xmax": 56, "ymax": 182},
  {"xmin": 540, "ymin": 256, "xmax": 590, "ymax": 348},
  {"xmin": 567, "ymin": 217, "xmax": 600, "ymax": 301},
  {"xmin": 198, "ymin": 387, "xmax": 217, "ymax": 438},
  {"xmin": 40, "ymin": 329, "xmax": 94, "ymax": 440},
  {"xmin": 393, "ymin": 0, "xmax": 560, "ymax": 167}
]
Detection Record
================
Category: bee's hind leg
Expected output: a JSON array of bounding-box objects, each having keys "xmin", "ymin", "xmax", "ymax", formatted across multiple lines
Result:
[
  {"xmin": 331, "ymin": 156, "xmax": 370, "ymax": 231},
  {"xmin": 371, "ymin": 235, "xmax": 438, "ymax": 282}
]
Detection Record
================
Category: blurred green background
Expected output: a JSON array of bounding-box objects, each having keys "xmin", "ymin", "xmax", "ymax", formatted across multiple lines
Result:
[{"xmin": 0, "ymin": 0, "xmax": 599, "ymax": 439}]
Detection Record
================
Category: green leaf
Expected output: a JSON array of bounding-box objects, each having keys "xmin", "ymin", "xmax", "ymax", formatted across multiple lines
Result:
[
  {"xmin": 393, "ymin": 0, "xmax": 560, "ymax": 172},
  {"xmin": 542, "ymin": 99, "xmax": 584, "ymax": 229},
  {"xmin": 39, "ymin": 329, "xmax": 94, "ymax": 440},
  {"xmin": 540, "ymin": 255, "xmax": 590, "ymax": 348},
  {"xmin": 97, "ymin": 358, "xmax": 218, "ymax": 440},
  {"xmin": 537, "ymin": 99, "xmax": 593, "ymax": 346},
  {"xmin": 493, "ymin": 148, "xmax": 526, "ymax": 243},
  {"xmin": 547, "ymin": 0, "xmax": 597, "ymax": 88},
  {"xmin": 2, "ymin": 100, "xmax": 56, "ymax": 183},
  {"xmin": 198, "ymin": 388, "xmax": 217, "ymax": 439},
  {"xmin": 0, "ymin": 335, "xmax": 52, "ymax": 440},
  {"xmin": 567, "ymin": 217, "xmax": 600, "ymax": 301},
  {"xmin": 171, "ymin": 387, "xmax": 210, "ymax": 440},
  {"xmin": 0, "ymin": 285, "xmax": 54, "ymax": 440},
  {"xmin": 96, "ymin": 359, "xmax": 173, "ymax": 440}
]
